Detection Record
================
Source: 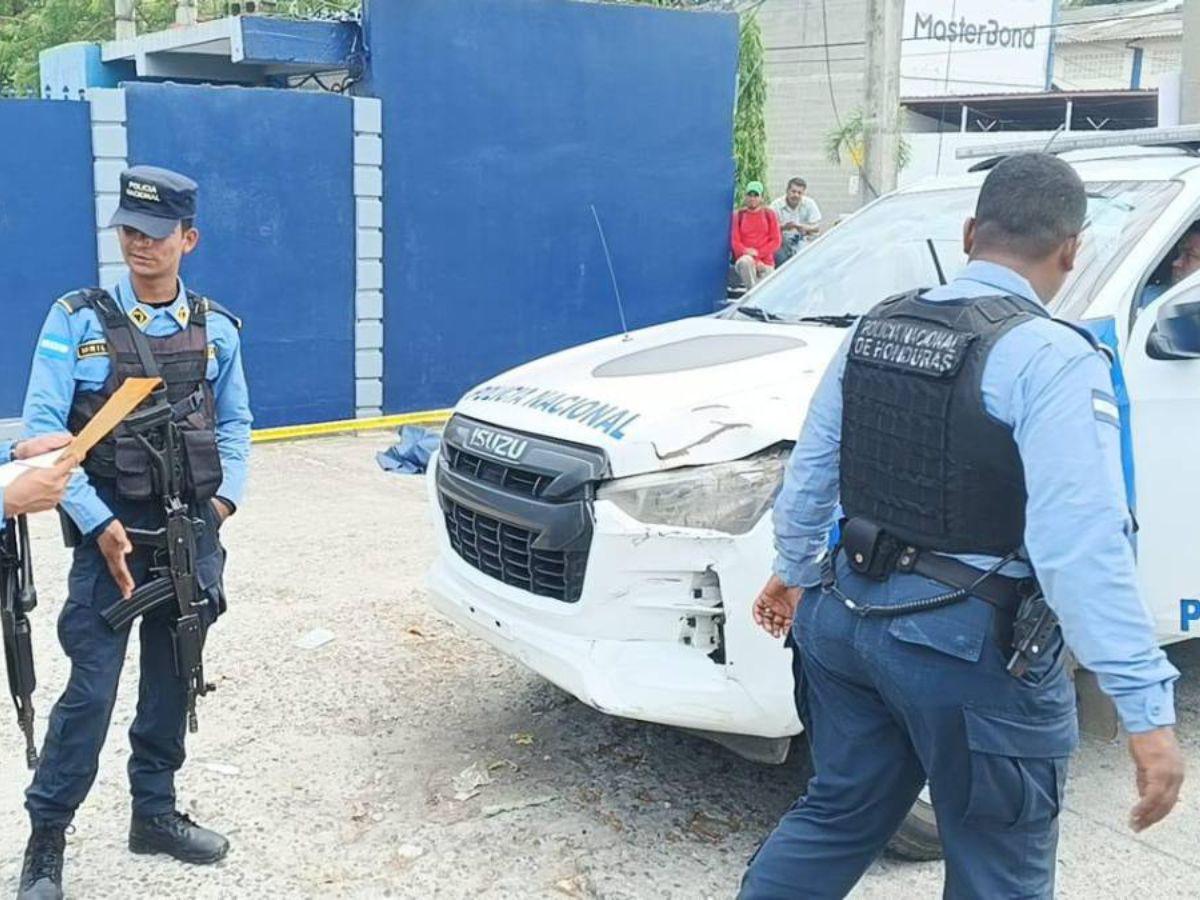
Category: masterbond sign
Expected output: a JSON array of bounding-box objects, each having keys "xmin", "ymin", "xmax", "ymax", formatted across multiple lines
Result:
[{"xmin": 901, "ymin": 0, "xmax": 1055, "ymax": 97}]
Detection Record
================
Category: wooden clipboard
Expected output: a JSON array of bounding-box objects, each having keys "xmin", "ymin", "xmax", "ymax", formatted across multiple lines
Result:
[
  {"xmin": 61, "ymin": 376, "xmax": 162, "ymax": 464},
  {"xmin": 0, "ymin": 377, "xmax": 162, "ymax": 488}
]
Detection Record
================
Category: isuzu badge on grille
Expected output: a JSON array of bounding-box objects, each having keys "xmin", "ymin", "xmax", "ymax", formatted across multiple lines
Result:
[{"xmin": 468, "ymin": 427, "xmax": 529, "ymax": 462}]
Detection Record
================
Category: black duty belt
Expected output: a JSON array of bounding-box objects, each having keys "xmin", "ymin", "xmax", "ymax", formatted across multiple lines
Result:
[
  {"xmin": 827, "ymin": 518, "xmax": 1059, "ymax": 677},
  {"xmin": 903, "ymin": 548, "xmax": 1028, "ymax": 613},
  {"xmin": 824, "ymin": 517, "xmax": 1036, "ymax": 619}
]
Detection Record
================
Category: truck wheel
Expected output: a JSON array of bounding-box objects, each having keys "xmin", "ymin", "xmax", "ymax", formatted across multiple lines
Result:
[{"xmin": 887, "ymin": 789, "xmax": 943, "ymax": 861}]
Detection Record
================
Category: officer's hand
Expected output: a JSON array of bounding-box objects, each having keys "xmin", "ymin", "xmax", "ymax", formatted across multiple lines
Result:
[
  {"xmin": 753, "ymin": 575, "xmax": 803, "ymax": 639},
  {"xmin": 211, "ymin": 497, "xmax": 233, "ymax": 525},
  {"xmin": 12, "ymin": 433, "xmax": 73, "ymax": 461},
  {"xmin": 3, "ymin": 456, "xmax": 74, "ymax": 518},
  {"xmin": 1128, "ymin": 727, "xmax": 1185, "ymax": 832},
  {"xmin": 98, "ymin": 519, "xmax": 135, "ymax": 600}
]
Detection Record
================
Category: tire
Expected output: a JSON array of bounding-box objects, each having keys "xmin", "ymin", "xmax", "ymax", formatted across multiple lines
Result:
[{"xmin": 887, "ymin": 793, "xmax": 943, "ymax": 861}]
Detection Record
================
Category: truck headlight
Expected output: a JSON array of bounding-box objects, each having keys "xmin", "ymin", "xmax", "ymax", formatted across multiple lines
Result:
[{"xmin": 596, "ymin": 445, "xmax": 790, "ymax": 535}]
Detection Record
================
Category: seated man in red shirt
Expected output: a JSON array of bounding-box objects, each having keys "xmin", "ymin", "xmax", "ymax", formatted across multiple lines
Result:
[{"xmin": 731, "ymin": 181, "xmax": 782, "ymax": 289}]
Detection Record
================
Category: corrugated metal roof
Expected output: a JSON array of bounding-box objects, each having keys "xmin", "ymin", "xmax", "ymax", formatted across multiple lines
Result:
[
  {"xmin": 1059, "ymin": 1, "xmax": 1163, "ymax": 25},
  {"xmin": 902, "ymin": 88, "xmax": 1156, "ymax": 105},
  {"xmin": 1058, "ymin": 0, "xmax": 1181, "ymax": 44}
]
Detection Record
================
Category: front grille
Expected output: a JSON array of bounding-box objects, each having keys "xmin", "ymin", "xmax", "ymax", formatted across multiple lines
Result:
[
  {"xmin": 437, "ymin": 415, "xmax": 608, "ymax": 605},
  {"xmin": 441, "ymin": 495, "xmax": 582, "ymax": 602},
  {"xmin": 444, "ymin": 445, "xmax": 551, "ymax": 498}
]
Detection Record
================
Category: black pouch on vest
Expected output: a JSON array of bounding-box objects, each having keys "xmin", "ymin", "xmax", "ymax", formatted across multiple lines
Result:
[
  {"xmin": 841, "ymin": 518, "xmax": 903, "ymax": 581},
  {"xmin": 182, "ymin": 429, "xmax": 222, "ymax": 504},
  {"xmin": 114, "ymin": 434, "xmax": 154, "ymax": 501}
]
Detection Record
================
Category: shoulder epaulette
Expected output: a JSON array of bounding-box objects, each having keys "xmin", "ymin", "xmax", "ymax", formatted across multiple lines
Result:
[
  {"xmin": 187, "ymin": 291, "xmax": 242, "ymax": 331},
  {"xmin": 1053, "ymin": 317, "xmax": 1114, "ymax": 364},
  {"xmin": 54, "ymin": 289, "xmax": 101, "ymax": 315}
]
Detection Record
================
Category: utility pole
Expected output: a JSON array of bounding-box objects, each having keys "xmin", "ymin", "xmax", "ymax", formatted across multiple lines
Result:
[
  {"xmin": 861, "ymin": 0, "xmax": 905, "ymax": 203},
  {"xmin": 115, "ymin": 0, "xmax": 136, "ymax": 40},
  {"xmin": 1183, "ymin": 0, "xmax": 1200, "ymax": 124}
]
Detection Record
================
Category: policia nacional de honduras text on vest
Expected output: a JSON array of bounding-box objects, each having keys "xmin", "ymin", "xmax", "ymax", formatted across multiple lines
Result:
[{"xmin": 827, "ymin": 289, "xmax": 1106, "ymax": 674}]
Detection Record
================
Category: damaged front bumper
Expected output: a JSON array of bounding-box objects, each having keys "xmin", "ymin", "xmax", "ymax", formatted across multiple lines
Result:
[{"xmin": 425, "ymin": 464, "xmax": 801, "ymax": 741}]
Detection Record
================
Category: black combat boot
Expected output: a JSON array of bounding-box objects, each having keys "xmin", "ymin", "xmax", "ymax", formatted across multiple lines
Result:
[
  {"xmin": 129, "ymin": 811, "xmax": 229, "ymax": 864},
  {"xmin": 17, "ymin": 826, "xmax": 65, "ymax": 900}
]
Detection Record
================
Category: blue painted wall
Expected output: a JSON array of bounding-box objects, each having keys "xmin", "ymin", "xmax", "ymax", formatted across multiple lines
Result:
[
  {"xmin": 0, "ymin": 99, "xmax": 97, "ymax": 418},
  {"xmin": 125, "ymin": 82, "xmax": 356, "ymax": 428},
  {"xmin": 364, "ymin": 0, "xmax": 739, "ymax": 413}
]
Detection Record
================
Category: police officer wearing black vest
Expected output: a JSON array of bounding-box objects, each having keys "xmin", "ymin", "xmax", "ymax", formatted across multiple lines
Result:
[
  {"xmin": 14, "ymin": 166, "xmax": 252, "ymax": 900},
  {"xmin": 740, "ymin": 154, "xmax": 1184, "ymax": 898}
]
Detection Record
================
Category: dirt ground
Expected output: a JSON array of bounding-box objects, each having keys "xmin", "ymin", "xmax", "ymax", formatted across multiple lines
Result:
[{"xmin": 2, "ymin": 434, "xmax": 1198, "ymax": 899}]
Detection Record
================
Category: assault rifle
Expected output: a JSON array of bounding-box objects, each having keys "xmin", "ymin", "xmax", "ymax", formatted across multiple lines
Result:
[
  {"xmin": 2, "ymin": 516, "xmax": 40, "ymax": 768},
  {"xmin": 98, "ymin": 399, "xmax": 214, "ymax": 732}
]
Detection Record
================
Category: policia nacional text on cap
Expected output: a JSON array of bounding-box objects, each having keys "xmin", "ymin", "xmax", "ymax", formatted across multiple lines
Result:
[{"xmin": 11, "ymin": 165, "xmax": 253, "ymax": 900}]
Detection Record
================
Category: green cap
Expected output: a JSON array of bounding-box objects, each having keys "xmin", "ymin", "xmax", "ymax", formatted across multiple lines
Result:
[{"xmin": 745, "ymin": 180, "xmax": 765, "ymax": 195}]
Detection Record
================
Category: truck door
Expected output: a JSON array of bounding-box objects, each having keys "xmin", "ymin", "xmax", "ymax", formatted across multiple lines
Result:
[{"xmin": 1123, "ymin": 275, "xmax": 1200, "ymax": 641}]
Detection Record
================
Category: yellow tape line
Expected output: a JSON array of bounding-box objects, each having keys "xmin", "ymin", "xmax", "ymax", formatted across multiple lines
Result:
[{"xmin": 251, "ymin": 409, "xmax": 452, "ymax": 444}]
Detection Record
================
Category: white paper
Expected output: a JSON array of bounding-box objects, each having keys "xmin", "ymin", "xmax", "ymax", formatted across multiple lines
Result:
[{"xmin": 0, "ymin": 451, "xmax": 73, "ymax": 489}]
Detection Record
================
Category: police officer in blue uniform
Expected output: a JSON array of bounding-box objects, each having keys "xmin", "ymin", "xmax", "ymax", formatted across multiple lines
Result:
[
  {"xmin": 741, "ymin": 154, "xmax": 1185, "ymax": 899},
  {"xmin": 14, "ymin": 166, "xmax": 252, "ymax": 900}
]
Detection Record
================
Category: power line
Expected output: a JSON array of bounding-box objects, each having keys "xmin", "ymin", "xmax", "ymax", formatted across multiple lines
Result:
[{"xmin": 820, "ymin": 0, "xmax": 879, "ymax": 198}]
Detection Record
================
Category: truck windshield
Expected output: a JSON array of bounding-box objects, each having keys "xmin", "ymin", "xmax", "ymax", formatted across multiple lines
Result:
[{"xmin": 729, "ymin": 180, "xmax": 1180, "ymax": 324}]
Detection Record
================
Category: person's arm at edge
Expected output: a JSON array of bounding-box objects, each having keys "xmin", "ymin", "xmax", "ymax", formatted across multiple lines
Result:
[
  {"xmin": 731, "ymin": 210, "xmax": 748, "ymax": 259},
  {"xmin": 772, "ymin": 337, "xmax": 849, "ymax": 588},
  {"xmin": 764, "ymin": 209, "xmax": 783, "ymax": 259},
  {"xmin": 801, "ymin": 197, "xmax": 823, "ymax": 235},
  {"xmin": 0, "ymin": 439, "xmax": 9, "ymax": 529}
]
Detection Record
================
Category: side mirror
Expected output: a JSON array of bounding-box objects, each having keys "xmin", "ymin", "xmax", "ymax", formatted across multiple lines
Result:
[{"xmin": 1147, "ymin": 281, "xmax": 1200, "ymax": 360}]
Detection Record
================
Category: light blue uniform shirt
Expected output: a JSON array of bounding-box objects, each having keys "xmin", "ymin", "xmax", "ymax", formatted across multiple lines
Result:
[
  {"xmin": 21, "ymin": 273, "xmax": 252, "ymax": 537},
  {"xmin": 773, "ymin": 260, "xmax": 1179, "ymax": 734}
]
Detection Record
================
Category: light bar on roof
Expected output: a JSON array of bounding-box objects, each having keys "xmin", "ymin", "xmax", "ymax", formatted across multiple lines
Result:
[{"xmin": 955, "ymin": 125, "xmax": 1200, "ymax": 161}]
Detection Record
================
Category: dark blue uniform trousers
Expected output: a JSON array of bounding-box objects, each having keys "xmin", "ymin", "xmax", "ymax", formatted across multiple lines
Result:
[
  {"xmin": 25, "ymin": 500, "xmax": 223, "ymax": 828},
  {"xmin": 741, "ymin": 558, "xmax": 1078, "ymax": 900}
]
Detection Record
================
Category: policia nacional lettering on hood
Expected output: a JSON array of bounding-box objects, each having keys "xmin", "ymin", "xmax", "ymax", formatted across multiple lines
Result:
[{"xmin": 464, "ymin": 384, "xmax": 640, "ymax": 441}]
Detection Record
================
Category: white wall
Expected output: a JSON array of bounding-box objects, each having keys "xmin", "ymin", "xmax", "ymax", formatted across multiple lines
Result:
[
  {"xmin": 899, "ymin": 130, "xmax": 1049, "ymax": 188},
  {"xmin": 1055, "ymin": 37, "xmax": 1182, "ymax": 91}
]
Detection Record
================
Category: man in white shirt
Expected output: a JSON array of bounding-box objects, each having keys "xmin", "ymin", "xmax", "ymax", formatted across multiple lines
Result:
[{"xmin": 771, "ymin": 176, "xmax": 822, "ymax": 265}]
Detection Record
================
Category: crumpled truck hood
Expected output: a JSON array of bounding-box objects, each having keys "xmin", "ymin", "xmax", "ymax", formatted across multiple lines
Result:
[{"xmin": 453, "ymin": 315, "xmax": 848, "ymax": 477}]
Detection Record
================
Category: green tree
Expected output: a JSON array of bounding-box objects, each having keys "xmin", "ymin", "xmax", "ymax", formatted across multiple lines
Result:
[
  {"xmin": 0, "ymin": 0, "xmax": 358, "ymax": 91},
  {"xmin": 733, "ymin": 14, "xmax": 766, "ymax": 195}
]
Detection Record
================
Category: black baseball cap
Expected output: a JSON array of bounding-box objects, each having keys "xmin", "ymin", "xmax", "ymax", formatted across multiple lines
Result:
[{"xmin": 109, "ymin": 165, "xmax": 198, "ymax": 239}]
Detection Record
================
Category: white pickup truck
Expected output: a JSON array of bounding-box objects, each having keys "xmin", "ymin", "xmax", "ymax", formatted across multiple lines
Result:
[{"xmin": 425, "ymin": 130, "xmax": 1200, "ymax": 856}]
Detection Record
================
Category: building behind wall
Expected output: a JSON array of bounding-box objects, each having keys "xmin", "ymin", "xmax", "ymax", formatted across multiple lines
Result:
[
  {"xmin": 759, "ymin": 0, "xmax": 1185, "ymax": 218},
  {"xmin": 758, "ymin": 0, "xmax": 869, "ymax": 222},
  {"xmin": 1053, "ymin": 1, "xmax": 1182, "ymax": 93}
]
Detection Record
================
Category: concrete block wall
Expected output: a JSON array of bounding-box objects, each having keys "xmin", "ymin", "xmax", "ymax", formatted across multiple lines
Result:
[
  {"xmin": 353, "ymin": 97, "xmax": 384, "ymax": 418},
  {"xmin": 88, "ymin": 88, "xmax": 129, "ymax": 289},
  {"xmin": 758, "ymin": 0, "xmax": 869, "ymax": 223}
]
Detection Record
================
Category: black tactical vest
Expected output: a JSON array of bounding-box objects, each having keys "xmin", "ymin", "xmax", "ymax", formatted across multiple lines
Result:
[
  {"xmin": 840, "ymin": 290, "xmax": 1067, "ymax": 556},
  {"xmin": 62, "ymin": 288, "xmax": 232, "ymax": 504}
]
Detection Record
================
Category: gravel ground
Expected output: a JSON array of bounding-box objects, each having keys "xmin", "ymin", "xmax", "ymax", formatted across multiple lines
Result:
[{"xmin": 2, "ymin": 434, "xmax": 1198, "ymax": 899}]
